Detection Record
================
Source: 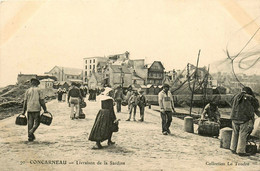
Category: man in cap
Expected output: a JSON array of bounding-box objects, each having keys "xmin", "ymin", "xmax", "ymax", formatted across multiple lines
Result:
[
  {"xmin": 22, "ymin": 78, "xmax": 48, "ymax": 141},
  {"xmin": 137, "ymin": 90, "xmax": 146, "ymax": 122},
  {"xmin": 67, "ymin": 82, "xmax": 83, "ymax": 119},
  {"xmin": 230, "ymin": 86, "xmax": 259, "ymax": 156},
  {"xmin": 158, "ymin": 83, "xmax": 175, "ymax": 135}
]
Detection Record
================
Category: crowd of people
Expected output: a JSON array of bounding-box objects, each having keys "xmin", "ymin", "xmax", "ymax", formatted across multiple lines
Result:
[{"xmin": 21, "ymin": 79, "xmax": 260, "ymax": 155}]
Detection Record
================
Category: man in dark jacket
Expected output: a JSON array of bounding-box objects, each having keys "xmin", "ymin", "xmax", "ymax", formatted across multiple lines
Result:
[
  {"xmin": 230, "ymin": 86, "xmax": 259, "ymax": 156},
  {"xmin": 114, "ymin": 86, "xmax": 124, "ymax": 113},
  {"xmin": 137, "ymin": 90, "xmax": 146, "ymax": 122},
  {"xmin": 67, "ymin": 82, "xmax": 83, "ymax": 119}
]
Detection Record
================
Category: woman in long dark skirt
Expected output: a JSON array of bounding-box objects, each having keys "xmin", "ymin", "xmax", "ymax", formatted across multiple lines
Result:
[
  {"xmin": 89, "ymin": 87, "xmax": 117, "ymax": 149},
  {"xmin": 57, "ymin": 88, "xmax": 63, "ymax": 102}
]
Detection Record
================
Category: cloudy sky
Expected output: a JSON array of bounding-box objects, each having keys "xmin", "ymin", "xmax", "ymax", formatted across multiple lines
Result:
[{"xmin": 0, "ymin": 0, "xmax": 260, "ymax": 87}]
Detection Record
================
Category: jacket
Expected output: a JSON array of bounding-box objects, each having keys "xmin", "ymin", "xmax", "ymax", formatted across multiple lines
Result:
[{"xmin": 230, "ymin": 92, "xmax": 259, "ymax": 122}]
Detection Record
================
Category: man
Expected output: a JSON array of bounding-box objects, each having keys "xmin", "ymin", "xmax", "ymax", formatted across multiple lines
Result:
[
  {"xmin": 158, "ymin": 83, "xmax": 175, "ymax": 135},
  {"xmin": 230, "ymin": 86, "xmax": 259, "ymax": 156},
  {"xmin": 114, "ymin": 86, "xmax": 124, "ymax": 113},
  {"xmin": 137, "ymin": 90, "xmax": 146, "ymax": 122},
  {"xmin": 201, "ymin": 102, "xmax": 220, "ymax": 124},
  {"xmin": 22, "ymin": 78, "xmax": 48, "ymax": 142},
  {"xmin": 126, "ymin": 91, "xmax": 139, "ymax": 121},
  {"xmin": 67, "ymin": 82, "xmax": 83, "ymax": 119},
  {"xmin": 125, "ymin": 86, "xmax": 134, "ymax": 110}
]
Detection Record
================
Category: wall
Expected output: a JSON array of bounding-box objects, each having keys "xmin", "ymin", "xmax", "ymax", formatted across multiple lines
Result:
[{"xmin": 17, "ymin": 74, "xmax": 37, "ymax": 84}]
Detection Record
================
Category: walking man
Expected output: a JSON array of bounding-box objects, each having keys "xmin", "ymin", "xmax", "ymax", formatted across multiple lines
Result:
[
  {"xmin": 67, "ymin": 82, "xmax": 83, "ymax": 119},
  {"xmin": 114, "ymin": 86, "xmax": 124, "ymax": 113},
  {"xmin": 137, "ymin": 90, "xmax": 146, "ymax": 122},
  {"xmin": 22, "ymin": 78, "xmax": 48, "ymax": 141},
  {"xmin": 230, "ymin": 86, "xmax": 259, "ymax": 156},
  {"xmin": 158, "ymin": 84, "xmax": 175, "ymax": 135}
]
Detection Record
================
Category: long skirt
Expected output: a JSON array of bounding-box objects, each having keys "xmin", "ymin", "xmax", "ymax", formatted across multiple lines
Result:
[
  {"xmin": 89, "ymin": 109, "xmax": 113, "ymax": 142},
  {"xmin": 57, "ymin": 92, "xmax": 63, "ymax": 101}
]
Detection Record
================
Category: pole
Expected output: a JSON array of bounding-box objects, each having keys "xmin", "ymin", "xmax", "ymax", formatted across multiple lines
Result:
[
  {"xmin": 189, "ymin": 50, "xmax": 201, "ymax": 115},
  {"xmin": 202, "ymin": 65, "xmax": 210, "ymax": 109}
]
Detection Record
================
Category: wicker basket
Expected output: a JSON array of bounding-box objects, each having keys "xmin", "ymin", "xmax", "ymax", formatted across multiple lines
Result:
[
  {"xmin": 79, "ymin": 113, "xmax": 85, "ymax": 119},
  {"xmin": 80, "ymin": 101, "xmax": 87, "ymax": 108},
  {"xmin": 40, "ymin": 112, "xmax": 53, "ymax": 126},
  {"xmin": 198, "ymin": 120, "xmax": 220, "ymax": 136},
  {"xmin": 15, "ymin": 114, "xmax": 27, "ymax": 126}
]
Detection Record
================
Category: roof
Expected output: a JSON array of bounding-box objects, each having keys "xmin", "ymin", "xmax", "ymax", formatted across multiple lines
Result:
[
  {"xmin": 40, "ymin": 78, "xmax": 55, "ymax": 82},
  {"xmin": 83, "ymin": 56, "xmax": 107, "ymax": 60},
  {"xmin": 110, "ymin": 65, "xmax": 131, "ymax": 74},
  {"xmin": 132, "ymin": 73, "xmax": 144, "ymax": 80},
  {"xmin": 57, "ymin": 66, "xmax": 83, "ymax": 75}
]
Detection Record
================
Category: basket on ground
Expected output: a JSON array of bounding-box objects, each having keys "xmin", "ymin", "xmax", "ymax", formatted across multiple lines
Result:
[{"xmin": 198, "ymin": 120, "xmax": 220, "ymax": 136}]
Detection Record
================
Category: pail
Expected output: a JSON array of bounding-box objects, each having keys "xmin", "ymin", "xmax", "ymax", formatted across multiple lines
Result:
[
  {"xmin": 219, "ymin": 127, "xmax": 233, "ymax": 149},
  {"xmin": 184, "ymin": 116, "xmax": 194, "ymax": 133},
  {"xmin": 15, "ymin": 114, "xmax": 27, "ymax": 126},
  {"xmin": 198, "ymin": 120, "xmax": 220, "ymax": 136},
  {"xmin": 40, "ymin": 112, "xmax": 53, "ymax": 126}
]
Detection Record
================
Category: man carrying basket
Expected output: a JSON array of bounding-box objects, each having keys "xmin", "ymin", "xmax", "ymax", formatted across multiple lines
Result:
[{"xmin": 22, "ymin": 78, "xmax": 48, "ymax": 142}]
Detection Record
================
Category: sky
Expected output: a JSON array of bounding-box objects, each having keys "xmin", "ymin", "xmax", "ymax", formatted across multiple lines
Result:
[{"xmin": 0, "ymin": 0, "xmax": 260, "ymax": 87}]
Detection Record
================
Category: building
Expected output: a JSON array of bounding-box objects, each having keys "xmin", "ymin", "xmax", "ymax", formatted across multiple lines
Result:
[
  {"xmin": 105, "ymin": 65, "xmax": 132, "ymax": 88},
  {"xmin": 83, "ymin": 57, "xmax": 108, "ymax": 83},
  {"xmin": 39, "ymin": 78, "xmax": 55, "ymax": 89},
  {"xmin": 17, "ymin": 74, "xmax": 37, "ymax": 84},
  {"xmin": 45, "ymin": 66, "xmax": 83, "ymax": 83},
  {"xmin": 145, "ymin": 61, "xmax": 165, "ymax": 86},
  {"xmin": 128, "ymin": 59, "xmax": 148, "ymax": 85}
]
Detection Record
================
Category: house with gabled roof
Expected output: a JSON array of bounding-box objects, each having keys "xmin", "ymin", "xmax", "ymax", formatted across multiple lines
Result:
[
  {"xmin": 145, "ymin": 61, "xmax": 165, "ymax": 86},
  {"xmin": 45, "ymin": 66, "xmax": 83, "ymax": 83},
  {"xmin": 105, "ymin": 65, "xmax": 132, "ymax": 88}
]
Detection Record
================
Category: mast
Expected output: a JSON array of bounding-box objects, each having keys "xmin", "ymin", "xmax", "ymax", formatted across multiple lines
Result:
[{"xmin": 189, "ymin": 50, "xmax": 201, "ymax": 115}]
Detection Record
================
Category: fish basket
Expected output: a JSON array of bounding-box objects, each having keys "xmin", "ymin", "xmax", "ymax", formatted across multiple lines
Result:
[
  {"xmin": 15, "ymin": 114, "xmax": 27, "ymax": 126},
  {"xmin": 40, "ymin": 112, "xmax": 53, "ymax": 126}
]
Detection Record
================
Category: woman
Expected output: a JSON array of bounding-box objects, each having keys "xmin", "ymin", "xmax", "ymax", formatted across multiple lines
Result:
[
  {"xmin": 57, "ymin": 88, "xmax": 63, "ymax": 102},
  {"xmin": 62, "ymin": 88, "xmax": 67, "ymax": 102},
  {"xmin": 89, "ymin": 87, "xmax": 117, "ymax": 149}
]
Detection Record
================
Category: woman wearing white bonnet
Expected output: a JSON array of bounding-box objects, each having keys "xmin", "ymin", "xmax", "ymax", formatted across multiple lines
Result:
[{"xmin": 89, "ymin": 87, "xmax": 118, "ymax": 149}]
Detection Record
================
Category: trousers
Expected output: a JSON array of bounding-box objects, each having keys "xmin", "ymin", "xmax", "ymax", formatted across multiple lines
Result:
[
  {"xmin": 160, "ymin": 111, "xmax": 172, "ymax": 133},
  {"xmin": 27, "ymin": 111, "xmax": 41, "ymax": 136},
  {"xmin": 230, "ymin": 120, "xmax": 254, "ymax": 154}
]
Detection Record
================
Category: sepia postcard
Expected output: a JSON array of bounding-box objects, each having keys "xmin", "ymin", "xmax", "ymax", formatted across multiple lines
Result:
[{"xmin": 0, "ymin": 0, "xmax": 259, "ymax": 171}]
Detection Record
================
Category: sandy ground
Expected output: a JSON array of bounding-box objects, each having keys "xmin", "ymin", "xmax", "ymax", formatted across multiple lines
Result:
[{"xmin": 0, "ymin": 97, "xmax": 259, "ymax": 171}]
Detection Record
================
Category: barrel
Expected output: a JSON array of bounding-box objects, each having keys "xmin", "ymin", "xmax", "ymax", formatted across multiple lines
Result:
[
  {"xmin": 219, "ymin": 127, "xmax": 233, "ymax": 149},
  {"xmin": 184, "ymin": 116, "xmax": 194, "ymax": 133}
]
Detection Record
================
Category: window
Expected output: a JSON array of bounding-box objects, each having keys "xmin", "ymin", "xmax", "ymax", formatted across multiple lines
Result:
[
  {"xmin": 90, "ymin": 65, "xmax": 92, "ymax": 69},
  {"xmin": 85, "ymin": 71, "xmax": 88, "ymax": 76},
  {"xmin": 93, "ymin": 59, "xmax": 95, "ymax": 63},
  {"xmin": 90, "ymin": 60, "xmax": 92, "ymax": 63},
  {"xmin": 93, "ymin": 65, "xmax": 95, "ymax": 69},
  {"xmin": 85, "ymin": 65, "xmax": 87, "ymax": 69},
  {"xmin": 85, "ymin": 60, "xmax": 87, "ymax": 64}
]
